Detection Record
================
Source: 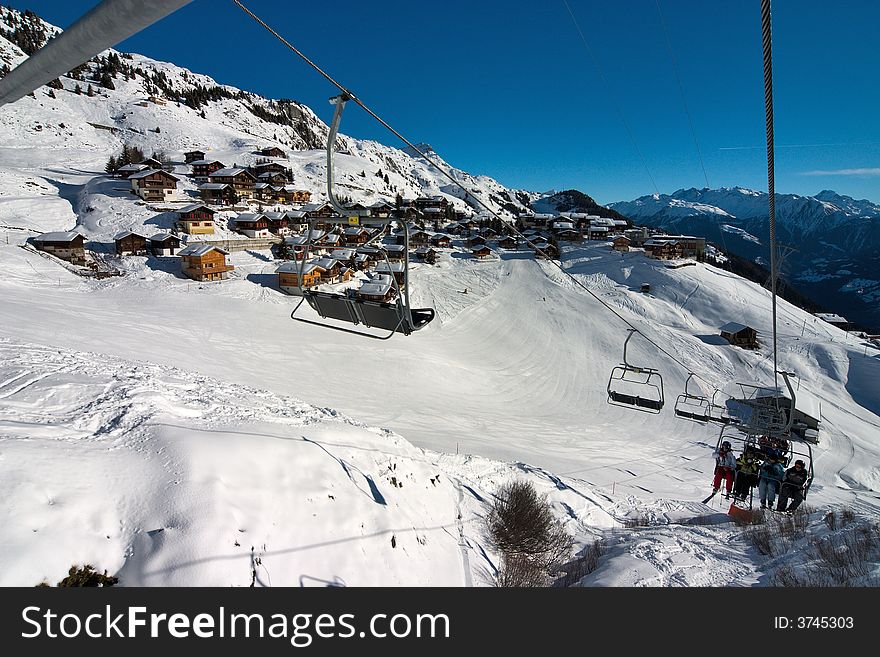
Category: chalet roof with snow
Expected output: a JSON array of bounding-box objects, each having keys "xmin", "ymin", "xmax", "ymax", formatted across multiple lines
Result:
[
  {"xmin": 128, "ymin": 168, "xmax": 179, "ymax": 181},
  {"xmin": 358, "ymin": 280, "xmax": 393, "ymax": 297},
  {"xmin": 117, "ymin": 163, "xmax": 147, "ymax": 173},
  {"xmin": 34, "ymin": 231, "xmax": 83, "ymax": 242},
  {"xmin": 331, "ymin": 248, "xmax": 356, "ymax": 260},
  {"xmin": 178, "ymin": 244, "xmax": 229, "ymax": 257},
  {"xmin": 188, "ymin": 159, "xmax": 224, "ymax": 167},
  {"xmin": 198, "ymin": 183, "xmax": 230, "ymax": 190},
  {"xmin": 210, "ymin": 167, "xmax": 255, "ymax": 178},
  {"xmin": 235, "ymin": 213, "xmax": 267, "ymax": 223},
  {"xmin": 178, "ymin": 203, "xmax": 215, "ymax": 215},
  {"xmin": 150, "ymin": 233, "xmax": 179, "ymax": 243},
  {"xmin": 276, "ymin": 262, "xmax": 323, "ymax": 275},
  {"xmin": 113, "ymin": 230, "xmax": 147, "ymax": 240},
  {"xmin": 375, "ymin": 261, "xmax": 405, "ymax": 273},
  {"xmin": 719, "ymin": 322, "xmax": 754, "ymax": 334}
]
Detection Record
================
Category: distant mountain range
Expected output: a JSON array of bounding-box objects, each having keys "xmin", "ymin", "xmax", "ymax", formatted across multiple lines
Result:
[{"xmin": 608, "ymin": 187, "xmax": 880, "ymax": 332}]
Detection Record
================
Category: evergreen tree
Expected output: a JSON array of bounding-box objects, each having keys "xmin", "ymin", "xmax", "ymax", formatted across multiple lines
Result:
[
  {"xmin": 86, "ymin": 84, "xmax": 94, "ymax": 97},
  {"xmin": 74, "ymin": 83, "xmax": 82, "ymax": 95},
  {"xmin": 100, "ymin": 72, "xmax": 115, "ymax": 90},
  {"xmin": 105, "ymin": 155, "xmax": 118, "ymax": 174}
]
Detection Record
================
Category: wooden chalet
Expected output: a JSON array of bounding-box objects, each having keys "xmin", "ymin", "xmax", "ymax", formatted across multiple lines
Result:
[
  {"xmin": 184, "ymin": 150, "xmax": 206, "ymax": 164},
  {"xmin": 587, "ymin": 225, "xmax": 610, "ymax": 241},
  {"xmin": 114, "ymin": 230, "xmax": 149, "ymax": 256},
  {"xmin": 149, "ymin": 233, "xmax": 181, "ymax": 256},
  {"xmin": 719, "ymin": 322, "xmax": 759, "ymax": 349},
  {"xmin": 383, "ymin": 244, "xmax": 407, "ymax": 262},
  {"xmin": 534, "ymin": 243, "xmax": 558, "ymax": 259},
  {"xmin": 471, "ymin": 245, "xmax": 492, "ymax": 259},
  {"xmin": 252, "ymin": 161, "xmax": 288, "ymax": 177},
  {"xmin": 278, "ymin": 187, "xmax": 311, "ymax": 204},
  {"xmin": 190, "ymin": 159, "xmax": 225, "ymax": 179},
  {"xmin": 197, "ymin": 183, "xmax": 235, "ymax": 206},
  {"xmin": 644, "ymin": 239, "xmax": 682, "ymax": 260},
  {"xmin": 257, "ymin": 171, "xmax": 289, "ymax": 186},
  {"xmin": 357, "ymin": 275, "xmax": 396, "ymax": 302},
  {"xmin": 234, "ymin": 213, "xmax": 271, "ymax": 238},
  {"xmin": 409, "ymin": 230, "xmax": 431, "ymax": 245},
  {"xmin": 648, "ymin": 235, "xmax": 706, "ymax": 261},
  {"xmin": 139, "ymin": 157, "xmax": 163, "ymax": 169},
  {"xmin": 498, "ymin": 235, "xmax": 518, "ymax": 249},
  {"xmin": 430, "ymin": 234, "xmax": 451, "ymax": 248},
  {"xmin": 374, "ymin": 261, "xmax": 406, "ymax": 285},
  {"xmin": 413, "ymin": 196, "xmax": 449, "ymax": 211},
  {"xmin": 177, "ymin": 204, "xmax": 216, "ymax": 235},
  {"xmin": 115, "ymin": 163, "xmax": 148, "ymax": 178},
  {"xmin": 178, "ymin": 244, "xmax": 234, "ymax": 282},
  {"xmin": 277, "ymin": 261, "xmax": 324, "ymax": 294},
  {"xmin": 263, "ymin": 211, "xmax": 291, "ymax": 235},
  {"xmin": 369, "ymin": 201, "xmax": 395, "ymax": 217},
  {"xmin": 556, "ymin": 229, "xmax": 581, "ymax": 242},
  {"xmin": 468, "ymin": 235, "xmax": 487, "ymax": 247},
  {"xmin": 208, "ymin": 168, "xmax": 256, "ymax": 199},
  {"xmin": 129, "ymin": 169, "xmax": 179, "ymax": 202},
  {"xmin": 612, "ymin": 235, "xmax": 631, "ymax": 252},
  {"xmin": 312, "ymin": 257, "xmax": 347, "ymax": 284},
  {"xmin": 259, "ymin": 146, "xmax": 287, "ymax": 158},
  {"xmin": 343, "ymin": 226, "xmax": 371, "ymax": 246},
  {"xmin": 302, "ymin": 202, "xmax": 336, "ymax": 219},
  {"xmin": 414, "ymin": 246, "xmax": 437, "ymax": 263},
  {"xmin": 32, "ymin": 231, "xmax": 86, "ymax": 265}
]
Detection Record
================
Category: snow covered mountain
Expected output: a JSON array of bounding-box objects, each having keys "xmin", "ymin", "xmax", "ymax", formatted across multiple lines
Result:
[
  {"xmin": 2, "ymin": 7, "xmax": 880, "ymax": 588},
  {"xmin": 0, "ymin": 7, "xmax": 531, "ymax": 232},
  {"xmin": 610, "ymin": 187, "xmax": 880, "ymax": 332}
]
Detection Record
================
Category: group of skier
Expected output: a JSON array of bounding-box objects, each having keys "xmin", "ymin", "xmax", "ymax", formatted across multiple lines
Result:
[{"xmin": 710, "ymin": 440, "xmax": 809, "ymax": 512}]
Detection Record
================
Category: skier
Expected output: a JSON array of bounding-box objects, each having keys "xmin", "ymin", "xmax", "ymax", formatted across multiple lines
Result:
[
  {"xmin": 757, "ymin": 457, "xmax": 784, "ymax": 509},
  {"xmin": 709, "ymin": 441, "xmax": 736, "ymax": 499},
  {"xmin": 732, "ymin": 450, "xmax": 760, "ymax": 501},
  {"xmin": 776, "ymin": 460, "xmax": 808, "ymax": 513}
]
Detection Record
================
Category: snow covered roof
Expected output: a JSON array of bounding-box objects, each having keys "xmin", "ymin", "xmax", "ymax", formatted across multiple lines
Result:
[
  {"xmin": 117, "ymin": 163, "xmax": 147, "ymax": 172},
  {"xmin": 235, "ymin": 213, "xmax": 266, "ymax": 223},
  {"xmin": 276, "ymin": 262, "xmax": 322, "ymax": 275},
  {"xmin": 149, "ymin": 233, "xmax": 178, "ymax": 243},
  {"xmin": 210, "ymin": 168, "xmax": 253, "ymax": 177},
  {"xmin": 178, "ymin": 203, "xmax": 214, "ymax": 214},
  {"xmin": 719, "ymin": 322, "xmax": 754, "ymax": 334},
  {"xmin": 34, "ymin": 231, "xmax": 82, "ymax": 242},
  {"xmin": 113, "ymin": 230, "xmax": 147, "ymax": 240},
  {"xmin": 198, "ymin": 183, "xmax": 230, "ymax": 190},
  {"xmin": 313, "ymin": 257, "xmax": 342, "ymax": 270},
  {"xmin": 188, "ymin": 159, "xmax": 224, "ymax": 166},
  {"xmin": 375, "ymin": 261, "xmax": 405, "ymax": 273},
  {"xmin": 178, "ymin": 244, "xmax": 228, "ymax": 257},
  {"xmin": 754, "ymin": 386, "xmax": 822, "ymax": 422},
  {"xmin": 358, "ymin": 280, "xmax": 393, "ymax": 297},
  {"xmin": 129, "ymin": 168, "xmax": 179, "ymax": 181},
  {"xmin": 331, "ymin": 248, "xmax": 356, "ymax": 259},
  {"xmin": 815, "ymin": 313, "xmax": 848, "ymax": 324},
  {"xmin": 383, "ymin": 244, "xmax": 406, "ymax": 253}
]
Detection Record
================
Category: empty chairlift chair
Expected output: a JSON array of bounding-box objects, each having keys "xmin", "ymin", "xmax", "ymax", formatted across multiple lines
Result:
[
  {"xmin": 606, "ymin": 329, "xmax": 665, "ymax": 413},
  {"xmin": 290, "ymin": 92, "xmax": 434, "ymax": 339},
  {"xmin": 674, "ymin": 373, "xmax": 712, "ymax": 422}
]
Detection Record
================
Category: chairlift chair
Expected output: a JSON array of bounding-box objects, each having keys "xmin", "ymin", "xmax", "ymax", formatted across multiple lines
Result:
[
  {"xmin": 674, "ymin": 373, "xmax": 712, "ymax": 423},
  {"xmin": 606, "ymin": 329, "xmax": 665, "ymax": 413},
  {"xmin": 289, "ymin": 93, "xmax": 435, "ymax": 339}
]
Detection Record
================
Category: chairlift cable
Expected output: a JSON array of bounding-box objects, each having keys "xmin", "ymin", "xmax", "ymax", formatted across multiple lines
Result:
[
  {"xmin": 232, "ymin": 0, "xmax": 732, "ymax": 400},
  {"xmin": 760, "ymin": 0, "xmax": 780, "ymax": 390}
]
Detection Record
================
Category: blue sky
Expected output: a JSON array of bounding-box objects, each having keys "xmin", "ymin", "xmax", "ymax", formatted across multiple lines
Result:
[{"xmin": 8, "ymin": 0, "xmax": 880, "ymax": 204}]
